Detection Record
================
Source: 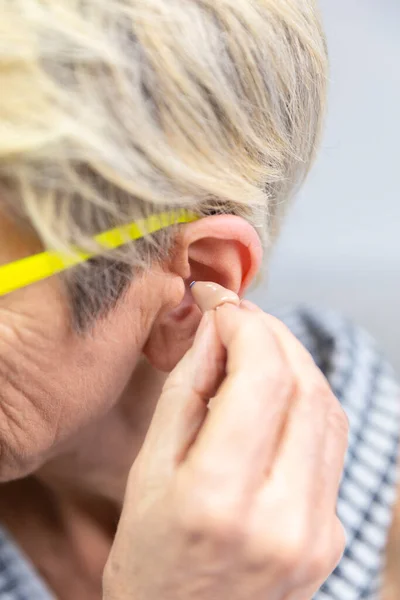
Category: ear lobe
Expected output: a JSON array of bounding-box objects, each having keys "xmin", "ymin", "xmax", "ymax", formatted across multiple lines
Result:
[
  {"xmin": 143, "ymin": 215, "xmax": 262, "ymax": 372},
  {"xmin": 143, "ymin": 283, "xmax": 201, "ymax": 372}
]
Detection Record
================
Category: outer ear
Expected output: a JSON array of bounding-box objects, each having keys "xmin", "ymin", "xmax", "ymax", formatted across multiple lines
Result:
[
  {"xmin": 174, "ymin": 214, "xmax": 263, "ymax": 295},
  {"xmin": 143, "ymin": 215, "xmax": 262, "ymax": 372}
]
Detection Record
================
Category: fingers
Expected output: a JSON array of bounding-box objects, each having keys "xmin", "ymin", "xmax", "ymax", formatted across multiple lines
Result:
[
  {"xmin": 319, "ymin": 405, "xmax": 349, "ymax": 513},
  {"xmin": 242, "ymin": 302, "xmax": 349, "ymax": 515},
  {"xmin": 260, "ymin": 314, "xmax": 348, "ymax": 513},
  {"xmin": 258, "ymin": 316, "xmax": 332, "ymax": 505},
  {"xmin": 270, "ymin": 372, "xmax": 330, "ymax": 512},
  {"xmin": 141, "ymin": 311, "xmax": 225, "ymax": 475},
  {"xmin": 189, "ymin": 303, "xmax": 295, "ymax": 493},
  {"xmin": 139, "ymin": 282, "xmax": 239, "ymax": 477},
  {"xmin": 144, "ymin": 283, "xmax": 348, "ymax": 524}
]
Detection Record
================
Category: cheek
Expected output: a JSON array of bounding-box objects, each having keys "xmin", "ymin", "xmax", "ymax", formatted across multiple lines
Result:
[
  {"xmin": 47, "ymin": 327, "xmax": 141, "ymax": 433},
  {"xmin": 0, "ymin": 287, "xmax": 145, "ymax": 481}
]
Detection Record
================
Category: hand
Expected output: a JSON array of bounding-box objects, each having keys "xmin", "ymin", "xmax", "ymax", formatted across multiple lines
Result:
[{"xmin": 103, "ymin": 287, "xmax": 348, "ymax": 600}]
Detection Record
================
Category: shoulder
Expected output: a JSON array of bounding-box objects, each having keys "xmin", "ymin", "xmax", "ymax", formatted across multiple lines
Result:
[
  {"xmin": 277, "ymin": 306, "xmax": 400, "ymax": 599},
  {"xmin": 278, "ymin": 306, "xmax": 399, "ymax": 416},
  {"xmin": 0, "ymin": 527, "xmax": 53, "ymax": 599}
]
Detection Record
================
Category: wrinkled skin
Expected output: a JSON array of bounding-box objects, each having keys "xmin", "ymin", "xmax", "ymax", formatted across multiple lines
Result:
[
  {"xmin": 104, "ymin": 304, "xmax": 348, "ymax": 600},
  {"xmin": 0, "ymin": 212, "xmax": 347, "ymax": 599}
]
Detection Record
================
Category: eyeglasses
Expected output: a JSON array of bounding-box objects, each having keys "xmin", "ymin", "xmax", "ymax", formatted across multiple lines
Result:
[{"xmin": 0, "ymin": 209, "xmax": 199, "ymax": 297}]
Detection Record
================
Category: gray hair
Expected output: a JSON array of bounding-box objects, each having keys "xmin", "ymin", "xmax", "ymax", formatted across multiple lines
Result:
[{"xmin": 0, "ymin": 0, "xmax": 328, "ymax": 328}]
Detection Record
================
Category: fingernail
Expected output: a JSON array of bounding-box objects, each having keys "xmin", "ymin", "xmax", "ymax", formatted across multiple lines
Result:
[{"xmin": 191, "ymin": 281, "xmax": 240, "ymax": 314}]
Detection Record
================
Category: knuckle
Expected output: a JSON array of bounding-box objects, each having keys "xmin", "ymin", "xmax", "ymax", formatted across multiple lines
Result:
[
  {"xmin": 280, "ymin": 545, "xmax": 306, "ymax": 576},
  {"xmin": 327, "ymin": 404, "xmax": 350, "ymax": 440},
  {"xmin": 182, "ymin": 499, "xmax": 243, "ymax": 544},
  {"xmin": 274, "ymin": 516, "xmax": 341, "ymax": 583},
  {"xmin": 302, "ymin": 376, "xmax": 349, "ymax": 438},
  {"xmin": 304, "ymin": 375, "xmax": 331, "ymax": 403},
  {"xmin": 246, "ymin": 528, "xmax": 302, "ymax": 573},
  {"xmin": 302, "ymin": 549, "xmax": 332, "ymax": 582},
  {"xmin": 304, "ymin": 521, "xmax": 346, "ymax": 584},
  {"xmin": 176, "ymin": 475, "xmax": 244, "ymax": 544},
  {"xmin": 202, "ymin": 508, "xmax": 243, "ymax": 544},
  {"xmin": 245, "ymin": 539, "xmax": 269, "ymax": 571},
  {"xmin": 274, "ymin": 526, "xmax": 310, "ymax": 575}
]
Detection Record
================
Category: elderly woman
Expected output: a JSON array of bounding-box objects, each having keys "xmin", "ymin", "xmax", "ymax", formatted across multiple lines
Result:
[{"xmin": 0, "ymin": 1, "xmax": 398, "ymax": 599}]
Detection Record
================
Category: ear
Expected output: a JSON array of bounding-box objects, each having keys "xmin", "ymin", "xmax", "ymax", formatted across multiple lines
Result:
[{"xmin": 143, "ymin": 215, "xmax": 263, "ymax": 372}]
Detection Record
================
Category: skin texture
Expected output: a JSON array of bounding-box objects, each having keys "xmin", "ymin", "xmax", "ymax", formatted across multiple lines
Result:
[
  {"xmin": 104, "ymin": 302, "xmax": 348, "ymax": 600},
  {"xmin": 0, "ymin": 211, "xmax": 348, "ymax": 599},
  {"xmin": 0, "ymin": 213, "xmax": 260, "ymax": 481},
  {"xmin": 0, "ymin": 212, "xmax": 261, "ymax": 598}
]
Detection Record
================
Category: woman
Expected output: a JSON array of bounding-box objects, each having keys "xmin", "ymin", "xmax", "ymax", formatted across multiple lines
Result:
[{"xmin": 0, "ymin": 1, "xmax": 398, "ymax": 599}]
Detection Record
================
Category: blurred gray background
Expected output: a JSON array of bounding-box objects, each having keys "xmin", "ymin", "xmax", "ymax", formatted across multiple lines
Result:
[{"xmin": 249, "ymin": 0, "xmax": 400, "ymax": 373}]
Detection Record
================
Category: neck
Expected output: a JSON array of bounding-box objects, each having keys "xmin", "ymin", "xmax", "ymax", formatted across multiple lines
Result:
[{"xmin": 0, "ymin": 357, "xmax": 167, "ymax": 600}]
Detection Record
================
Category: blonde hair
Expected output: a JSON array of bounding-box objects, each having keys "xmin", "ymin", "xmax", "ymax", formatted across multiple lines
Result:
[{"xmin": 0, "ymin": 0, "xmax": 327, "ymax": 325}]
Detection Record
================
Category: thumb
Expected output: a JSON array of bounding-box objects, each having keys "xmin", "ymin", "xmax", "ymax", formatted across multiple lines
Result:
[{"xmin": 140, "ymin": 311, "xmax": 226, "ymax": 475}]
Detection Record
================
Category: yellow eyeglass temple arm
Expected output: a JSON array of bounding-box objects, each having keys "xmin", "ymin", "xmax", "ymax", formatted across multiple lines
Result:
[{"xmin": 0, "ymin": 210, "xmax": 199, "ymax": 297}]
